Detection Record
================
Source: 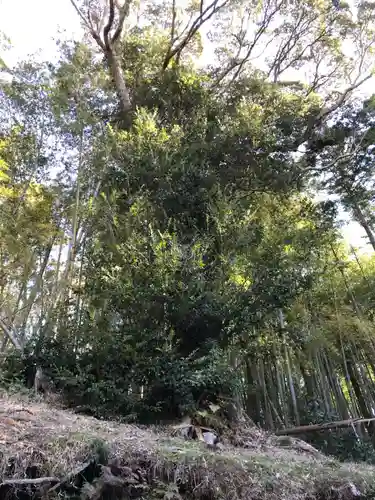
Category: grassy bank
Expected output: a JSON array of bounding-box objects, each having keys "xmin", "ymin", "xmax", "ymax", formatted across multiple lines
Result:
[{"xmin": 0, "ymin": 393, "xmax": 373, "ymax": 499}]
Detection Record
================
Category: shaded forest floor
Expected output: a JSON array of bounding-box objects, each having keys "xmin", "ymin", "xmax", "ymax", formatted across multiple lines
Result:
[{"xmin": 0, "ymin": 392, "xmax": 374, "ymax": 499}]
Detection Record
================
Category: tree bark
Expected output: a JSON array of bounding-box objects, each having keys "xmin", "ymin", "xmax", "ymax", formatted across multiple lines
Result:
[
  {"xmin": 70, "ymin": 0, "xmax": 132, "ymax": 119},
  {"xmin": 106, "ymin": 49, "xmax": 131, "ymax": 115},
  {"xmin": 352, "ymin": 203, "xmax": 375, "ymax": 252}
]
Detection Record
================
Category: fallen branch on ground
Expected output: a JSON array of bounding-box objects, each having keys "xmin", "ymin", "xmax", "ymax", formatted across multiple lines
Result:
[
  {"xmin": 1, "ymin": 477, "xmax": 59, "ymax": 485},
  {"xmin": 275, "ymin": 417, "xmax": 375, "ymax": 436}
]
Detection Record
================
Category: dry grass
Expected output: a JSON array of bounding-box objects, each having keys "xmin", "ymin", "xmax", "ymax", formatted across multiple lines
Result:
[{"xmin": 0, "ymin": 392, "xmax": 374, "ymax": 499}]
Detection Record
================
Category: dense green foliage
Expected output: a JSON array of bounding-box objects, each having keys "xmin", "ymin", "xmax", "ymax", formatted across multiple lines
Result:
[{"xmin": 1, "ymin": 0, "xmax": 375, "ymax": 461}]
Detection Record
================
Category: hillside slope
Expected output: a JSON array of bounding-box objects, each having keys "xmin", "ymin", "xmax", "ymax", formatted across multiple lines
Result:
[{"xmin": 0, "ymin": 393, "xmax": 373, "ymax": 499}]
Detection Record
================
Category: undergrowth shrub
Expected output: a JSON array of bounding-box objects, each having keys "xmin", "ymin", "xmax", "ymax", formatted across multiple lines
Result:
[
  {"xmin": 299, "ymin": 400, "xmax": 375, "ymax": 463},
  {"xmin": 1, "ymin": 337, "xmax": 238, "ymax": 424}
]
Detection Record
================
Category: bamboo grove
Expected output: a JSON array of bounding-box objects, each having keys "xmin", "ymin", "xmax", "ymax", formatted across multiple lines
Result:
[{"xmin": 1, "ymin": 0, "xmax": 375, "ymax": 459}]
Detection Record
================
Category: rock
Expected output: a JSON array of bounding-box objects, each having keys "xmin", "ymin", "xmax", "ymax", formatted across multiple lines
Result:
[
  {"xmin": 202, "ymin": 431, "xmax": 217, "ymax": 446},
  {"xmin": 203, "ymin": 431, "xmax": 222, "ymax": 450}
]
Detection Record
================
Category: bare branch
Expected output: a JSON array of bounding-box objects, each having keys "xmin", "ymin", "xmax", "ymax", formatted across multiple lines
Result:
[
  {"xmin": 103, "ymin": 0, "xmax": 116, "ymax": 51},
  {"xmin": 69, "ymin": 0, "xmax": 93, "ymax": 32},
  {"xmin": 230, "ymin": 1, "xmax": 283, "ymax": 84},
  {"xmin": 170, "ymin": 0, "xmax": 177, "ymax": 46},
  {"xmin": 111, "ymin": 0, "xmax": 132, "ymax": 45},
  {"xmin": 268, "ymin": 12, "xmax": 312, "ymax": 82},
  {"xmin": 304, "ymin": 133, "xmax": 369, "ymax": 176},
  {"xmin": 87, "ymin": 9, "xmax": 96, "ymax": 31},
  {"xmin": 289, "ymin": 72, "xmax": 374, "ymax": 154},
  {"xmin": 306, "ymin": 55, "xmax": 341, "ymax": 96},
  {"xmin": 273, "ymin": 28, "xmax": 329, "ymax": 83},
  {"xmin": 69, "ymin": 0, "xmax": 105, "ymax": 50},
  {"xmin": 318, "ymin": 73, "xmax": 373, "ymax": 122},
  {"xmin": 98, "ymin": 2, "xmax": 109, "ymax": 35},
  {"xmin": 70, "ymin": 0, "xmax": 131, "ymax": 113},
  {"xmin": 162, "ymin": 0, "xmax": 229, "ymax": 70},
  {"xmin": 87, "ymin": 0, "xmax": 99, "ymax": 33},
  {"xmin": 214, "ymin": 1, "xmax": 282, "ymax": 86}
]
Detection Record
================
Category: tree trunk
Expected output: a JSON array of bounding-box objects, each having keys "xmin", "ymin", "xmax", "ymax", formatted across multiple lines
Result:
[
  {"xmin": 106, "ymin": 49, "xmax": 132, "ymax": 115},
  {"xmin": 352, "ymin": 203, "xmax": 375, "ymax": 252}
]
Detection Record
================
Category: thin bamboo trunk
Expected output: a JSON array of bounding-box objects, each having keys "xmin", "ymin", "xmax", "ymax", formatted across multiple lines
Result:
[
  {"xmin": 267, "ymin": 359, "xmax": 282, "ymax": 423},
  {"xmin": 278, "ymin": 309, "xmax": 300, "ymax": 426},
  {"xmin": 323, "ymin": 351, "xmax": 350, "ymax": 420},
  {"xmin": 346, "ymin": 357, "xmax": 375, "ymax": 446},
  {"xmin": 19, "ymin": 242, "xmax": 55, "ymax": 339},
  {"xmin": 315, "ymin": 351, "xmax": 331, "ymax": 415},
  {"xmin": 42, "ymin": 130, "xmax": 84, "ymax": 335},
  {"xmin": 245, "ymin": 358, "xmax": 261, "ymax": 424},
  {"xmin": 259, "ymin": 358, "xmax": 274, "ymax": 429},
  {"xmin": 285, "ymin": 345, "xmax": 300, "ymax": 426},
  {"xmin": 0, "ymin": 280, "xmax": 27, "ymax": 353}
]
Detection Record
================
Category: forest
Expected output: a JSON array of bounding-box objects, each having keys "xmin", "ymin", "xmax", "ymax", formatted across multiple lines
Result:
[{"xmin": 1, "ymin": 0, "xmax": 375, "ymax": 464}]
